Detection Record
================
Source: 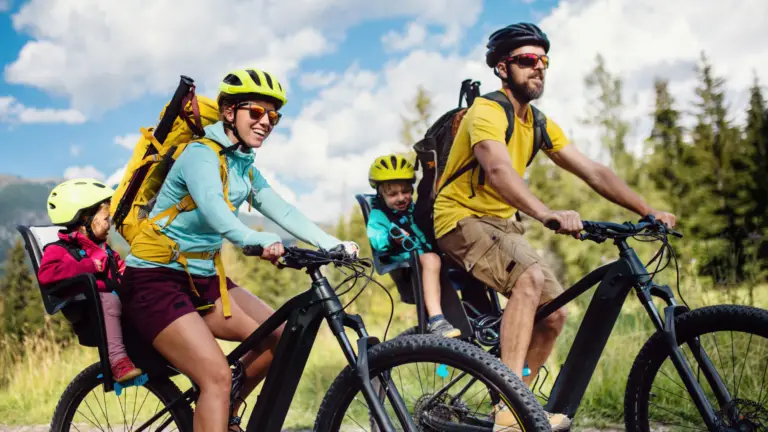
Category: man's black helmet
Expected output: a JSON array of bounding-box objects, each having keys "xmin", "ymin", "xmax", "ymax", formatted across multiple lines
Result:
[{"xmin": 485, "ymin": 23, "xmax": 550, "ymax": 68}]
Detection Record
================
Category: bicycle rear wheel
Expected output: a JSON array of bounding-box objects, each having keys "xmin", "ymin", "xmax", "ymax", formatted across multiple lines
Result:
[
  {"xmin": 625, "ymin": 304, "xmax": 768, "ymax": 431},
  {"xmin": 51, "ymin": 362, "xmax": 193, "ymax": 432},
  {"xmin": 315, "ymin": 334, "xmax": 549, "ymax": 431}
]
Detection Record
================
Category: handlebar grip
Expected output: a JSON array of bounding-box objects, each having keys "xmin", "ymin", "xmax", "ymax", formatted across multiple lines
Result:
[
  {"xmin": 544, "ymin": 220, "xmax": 561, "ymax": 231},
  {"xmin": 243, "ymin": 245, "xmax": 264, "ymax": 257}
]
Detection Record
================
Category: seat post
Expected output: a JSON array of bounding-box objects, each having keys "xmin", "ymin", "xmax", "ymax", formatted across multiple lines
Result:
[{"xmin": 407, "ymin": 251, "xmax": 427, "ymax": 334}]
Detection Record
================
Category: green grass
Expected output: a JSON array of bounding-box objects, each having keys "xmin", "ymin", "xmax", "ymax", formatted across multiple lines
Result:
[{"xmin": 1, "ymin": 282, "xmax": 766, "ymax": 429}]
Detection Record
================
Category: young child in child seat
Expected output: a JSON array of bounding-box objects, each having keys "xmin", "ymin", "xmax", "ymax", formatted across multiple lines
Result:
[
  {"xmin": 366, "ymin": 154, "xmax": 461, "ymax": 338},
  {"xmin": 38, "ymin": 178, "xmax": 142, "ymax": 382}
]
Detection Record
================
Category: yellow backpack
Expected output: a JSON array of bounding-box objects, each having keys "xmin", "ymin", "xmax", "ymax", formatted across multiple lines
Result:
[{"xmin": 110, "ymin": 77, "xmax": 249, "ymax": 317}]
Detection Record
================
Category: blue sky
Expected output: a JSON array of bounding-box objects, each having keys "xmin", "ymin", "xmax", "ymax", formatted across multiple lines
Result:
[
  {"xmin": 0, "ymin": 1, "xmax": 550, "ymax": 180},
  {"xmin": 1, "ymin": 0, "xmax": 765, "ymax": 222}
]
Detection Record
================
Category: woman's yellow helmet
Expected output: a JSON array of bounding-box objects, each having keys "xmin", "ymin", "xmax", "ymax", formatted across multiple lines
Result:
[{"xmin": 218, "ymin": 67, "xmax": 288, "ymax": 108}]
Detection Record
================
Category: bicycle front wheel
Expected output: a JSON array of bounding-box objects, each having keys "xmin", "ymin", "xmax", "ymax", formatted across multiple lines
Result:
[
  {"xmin": 315, "ymin": 333, "xmax": 549, "ymax": 432},
  {"xmin": 625, "ymin": 304, "xmax": 768, "ymax": 431}
]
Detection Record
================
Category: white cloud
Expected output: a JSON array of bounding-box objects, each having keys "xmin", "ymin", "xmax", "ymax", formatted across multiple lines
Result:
[
  {"xmin": 254, "ymin": 48, "xmax": 496, "ymax": 223},
  {"xmin": 252, "ymin": 0, "xmax": 768, "ymax": 225},
  {"xmin": 69, "ymin": 144, "xmax": 81, "ymax": 157},
  {"xmin": 0, "ymin": 0, "xmax": 11, "ymax": 12},
  {"xmin": 299, "ymin": 71, "xmax": 338, "ymax": 90},
  {"xmin": 0, "ymin": 96, "xmax": 86, "ymax": 124},
  {"xmin": 238, "ymin": 168, "xmax": 299, "ymax": 217},
  {"xmin": 536, "ymin": 0, "xmax": 768, "ymax": 161},
  {"xmin": 381, "ymin": 22, "xmax": 428, "ymax": 52},
  {"xmin": 64, "ymin": 165, "xmax": 105, "ymax": 180},
  {"xmin": 114, "ymin": 134, "xmax": 140, "ymax": 150},
  {"xmin": 9, "ymin": 0, "xmax": 767, "ymax": 228},
  {"xmin": 4, "ymin": 0, "xmax": 482, "ymax": 114},
  {"xmin": 105, "ymin": 167, "xmax": 126, "ymax": 188}
]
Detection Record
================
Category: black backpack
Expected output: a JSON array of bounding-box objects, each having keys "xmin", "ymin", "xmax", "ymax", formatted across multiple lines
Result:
[{"xmin": 412, "ymin": 79, "xmax": 553, "ymax": 246}]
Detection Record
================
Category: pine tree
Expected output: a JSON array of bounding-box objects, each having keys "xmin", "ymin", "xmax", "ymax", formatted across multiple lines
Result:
[
  {"xmin": 1, "ymin": 239, "xmax": 45, "ymax": 341},
  {"xmin": 646, "ymin": 78, "xmax": 689, "ymax": 218},
  {"xmin": 742, "ymin": 74, "xmax": 768, "ymax": 278},
  {"xmin": 685, "ymin": 52, "xmax": 746, "ymax": 284},
  {"xmin": 582, "ymin": 54, "xmax": 633, "ymax": 180},
  {"xmin": 400, "ymin": 86, "xmax": 433, "ymax": 148}
]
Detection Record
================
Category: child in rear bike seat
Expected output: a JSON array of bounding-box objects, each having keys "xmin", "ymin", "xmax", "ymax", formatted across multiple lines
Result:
[
  {"xmin": 366, "ymin": 154, "xmax": 460, "ymax": 339},
  {"xmin": 38, "ymin": 178, "xmax": 142, "ymax": 383}
]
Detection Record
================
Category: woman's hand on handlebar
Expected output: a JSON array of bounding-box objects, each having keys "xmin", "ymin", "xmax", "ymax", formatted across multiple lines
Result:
[
  {"xmin": 261, "ymin": 242, "xmax": 285, "ymax": 263},
  {"xmin": 339, "ymin": 241, "xmax": 360, "ymax": 258}
]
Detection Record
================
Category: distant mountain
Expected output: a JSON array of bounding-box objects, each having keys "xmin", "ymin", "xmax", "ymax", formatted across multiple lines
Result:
[
  {"xmin": 0, "ymin": 175, "xmax": 59, "ymax": 264},
  {"xmin": 0, "ymin": 174, "xmax": 328, "ymax": 271}
]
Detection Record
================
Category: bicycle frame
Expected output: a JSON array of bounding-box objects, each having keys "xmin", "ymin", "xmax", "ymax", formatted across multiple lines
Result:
[
  {"xmin": 533, "ymin": 238, "xmax": 732, "ymax": 427},
  {"xmin": 137, "ymin": 264, "xmax": 415, "ymax": 432},
  {"xmin": 451, "ymin": 235, "xmax": 732, "ymax": 428}
]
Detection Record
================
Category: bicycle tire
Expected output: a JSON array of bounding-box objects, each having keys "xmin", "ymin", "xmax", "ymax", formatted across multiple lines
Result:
[
  {"xmin": 314, "ymin": 333, "xmax": 550, "ymax": 432},
  {"xmin": 50, "ymin": 362, "xmax": 194, "ymax": 432},
  {"xmin": 624, "ymin": 304, "xmax": 768, "ymax": 431}
]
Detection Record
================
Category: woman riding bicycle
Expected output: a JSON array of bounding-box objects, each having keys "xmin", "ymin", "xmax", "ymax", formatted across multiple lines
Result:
[{"xmin": 120, "ymin": 67, "xmax": 358, "ymax": 432}]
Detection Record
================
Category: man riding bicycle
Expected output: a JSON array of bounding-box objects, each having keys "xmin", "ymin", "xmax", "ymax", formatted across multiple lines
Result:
[{"xmin": 433, "ymin": 22, "xmax": 676, "ymax": 430}]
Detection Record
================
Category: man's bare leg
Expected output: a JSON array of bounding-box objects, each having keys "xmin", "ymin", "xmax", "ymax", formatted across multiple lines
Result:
[
  {"xmin": 522, "ymin": 308, "xmax": 567, "ymax": 386},
  {"xmin": 498, "ymin": 264, "xmax": 545, "ymax": 378}
]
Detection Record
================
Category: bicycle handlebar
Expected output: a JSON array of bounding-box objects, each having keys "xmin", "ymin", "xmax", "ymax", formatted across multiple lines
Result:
[
  {"xmin": 545, "ymin": 215, "xmax": 682, "ymax": 242},
  {"xmin": 242, "ymin": 244, "xmax": 369, "ymax": 270}
]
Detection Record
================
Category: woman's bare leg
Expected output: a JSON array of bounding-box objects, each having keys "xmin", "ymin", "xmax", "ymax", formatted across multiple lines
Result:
[
  {"xmin": 203, "ymin": 287, "xmax": 283, "ymax": 422},
  {"xmin": 152, "ymin": 313, "xmax": 231, "ymax": 432}
]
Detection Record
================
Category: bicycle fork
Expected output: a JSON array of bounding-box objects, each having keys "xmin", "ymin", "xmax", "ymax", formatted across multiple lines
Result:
[
  {"xmin": 639, "ymin": 283, "xmax": 733, "ymax": 430},
  {"xmin": 321, "ymin": 292, "xmax": 417, "ymax": 431}
]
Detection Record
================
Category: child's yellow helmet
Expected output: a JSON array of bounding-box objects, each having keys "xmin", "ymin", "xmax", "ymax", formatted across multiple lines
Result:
[
  {"xmin": 47, "ymin": 178, "xmax": 114, "ymax": 226},
  {"xmin": 368, "ymin": 154, "xmax": 415, "ymax": 188}
]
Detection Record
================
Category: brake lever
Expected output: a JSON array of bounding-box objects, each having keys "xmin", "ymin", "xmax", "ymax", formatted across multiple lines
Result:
[{"xmin": 579, "ymin": 232, "xmax": 607, "ymax": 244}]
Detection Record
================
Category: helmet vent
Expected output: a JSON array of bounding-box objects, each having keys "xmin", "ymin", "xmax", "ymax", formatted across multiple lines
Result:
[
  {"xmin": 246, "ymin": 69, "xmax": 262, "ymax": 86},
  {"xmin": 263, "ymin": 72, "xmax": 274, "ymax": 89},
  {"xmin": 223, "ymin": 74, "xmax": 242, "ymax": 86},
  {"xmin": 379, "ymin": 159, "xmax": 389, "ymax": 169}
]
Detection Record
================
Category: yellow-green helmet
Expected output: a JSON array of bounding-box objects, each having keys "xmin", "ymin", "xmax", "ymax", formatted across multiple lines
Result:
[
  {"xmin": 47, "ymin": 178, "xmax": 114, "ymax": 226},
  {"xmin": 218, "ymin": 67, "xmax": 288, "ymax": 109},
  {"xmin": 368, "ymin": 154, "xmax": 416, "ymax": 188}
]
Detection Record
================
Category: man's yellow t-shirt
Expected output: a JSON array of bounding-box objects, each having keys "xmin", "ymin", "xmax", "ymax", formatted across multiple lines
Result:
[{"xmin": 433, "ymin": 95, "xmax": 570, "ymax": 239}]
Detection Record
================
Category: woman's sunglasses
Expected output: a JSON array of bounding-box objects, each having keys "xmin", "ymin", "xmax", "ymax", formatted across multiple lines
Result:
[
  {"xmin": 504, "ymin": 53, "xmax": 550, "ymax": 69},
  {"xmin": 236, "ymin": 102, "xmax": 282, "ymax": 126}
]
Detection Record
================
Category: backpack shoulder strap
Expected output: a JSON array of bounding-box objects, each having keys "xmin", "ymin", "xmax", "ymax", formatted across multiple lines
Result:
[
  {"xmin": 527, "ymin": 105, "xmax": 553, "ymax": 167},
  {"xmin": 146, "ymin": 138, "xmax": 236, "ymax": 230},
  {"xmin": 194, "ymin": 137, "xmax": 236, "ymax": 212},
  {"xmin": 480, "ymin": 91, "xmax": 515, "ymax": 144},
  {"xmin": 464, "ymin": 91, "xmax": 515, "ymax": 193},
  {"xmin": 44, "ymin": 239, "xmax": 85, "ymax": 262}
]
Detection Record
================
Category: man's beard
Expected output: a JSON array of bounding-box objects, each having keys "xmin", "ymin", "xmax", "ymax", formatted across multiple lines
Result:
[{"xmin": 509, "ymin": 74, "xmax": 545, "ymax": 103}]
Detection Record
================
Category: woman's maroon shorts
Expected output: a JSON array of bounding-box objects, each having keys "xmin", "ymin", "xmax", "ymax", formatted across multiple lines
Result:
[{"xmin": 120, "ymin": 266, "xmax": 238, "ymax": 343}]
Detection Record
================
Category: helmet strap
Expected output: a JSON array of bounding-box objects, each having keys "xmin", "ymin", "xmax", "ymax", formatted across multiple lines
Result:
[
  {"xmin": 500, "ymin": 59, "xmax": 517, "ymax": 90},
  {"xmin": 222, "ymin": 112, "xmax": 247, "ymax": 155}
]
